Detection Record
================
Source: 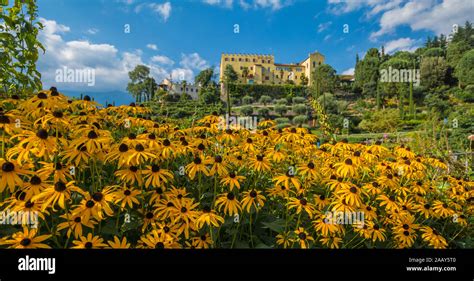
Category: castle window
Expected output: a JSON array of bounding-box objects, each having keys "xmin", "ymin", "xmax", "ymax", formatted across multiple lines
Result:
[
  {"xmin": 239, "ymin": 58, "xmax": 242, "ymax": 62},
  {"xmin": 180, "ymin": 87, "xmax": 183, "ymax": 91},
  {"xmin": 245, "ymin": 58, "xmax": 249, "ymax": 62},
  {"xmin": 267, "ymin": 60, "xmax": 270, "ymax": 63},
  {"xmin": 295, "ymin": 76, "xmax": 298, "ymax": 79},
  {"xmin": 250, "ymin": 67, "xmax": 253, "ymax": 70},
  {"xmin": 318, "ymin": 61, "xmax": 321, "ymax": 65},
  {"xmin": 276, "ymin": 75, "xmax": 279, "ymax": 78},
  {"xmin": 313, "ymin": 62, "xmax": 316, "ymax": 67},
  {"xmin": 225, "ymin": 58, "xmax": 229, "ymax": 61},
  {"xmin": 265, "ymin": 76, "xmax": 269, "ymax": 80},
  {"xmin": 231, "ymin": 58, "xmax": 234, "ymax": 61},
  {"xmin": 253, "ymin": 59, "xmax": 256, "ymax": 62},
  {"xmin": 262, "ymin": 60, "xmax": 265, "ymax": 63}
]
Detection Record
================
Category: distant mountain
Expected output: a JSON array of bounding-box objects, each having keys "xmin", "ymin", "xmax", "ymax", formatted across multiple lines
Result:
[{"xmin": 61, "ymin": 90, "xmax": 134, "ymax": 106}]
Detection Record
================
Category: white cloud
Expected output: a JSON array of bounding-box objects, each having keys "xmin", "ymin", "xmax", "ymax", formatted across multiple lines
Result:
[
  {"xmin": 204, "ymin": 0, "xmax": 292, "ymax": 10},
  {"xmin": 146, "ymin": 44, "xmax": 158, "ymax": 50},
  {"xmin": 327, "ymin": 0, "xmax": 474, "ymax": 40},
  {"xmin": 323, "ymin": 34, "xmax": 332, "ymax": 41},
  {"xmin": 151, "ymin": 55, "xmax": 174, "ymax": 65},
  {"xmin": 149, "ymin": 2, "xmax": 172, "ymax": 22},
  {"xmin": 86, "ymin": 28, "xmax": 99, "ymax": 35},
  {"xmin": 171, "ymin": 68, "xmax": 195, "ymax": 82},
  {"xmin": 341, "ymin": 68, "xmax": 354, "ymax": 75},
  {"xmin": 180, "ymin": 53, "xmax": 209, "ymax": 70},
  {"xmin": 383, "ymin": 37, "xmax": 419, "ymax": 54},
  {"xmin": 37, "ymin": 18, "xmax": 210, "ymax": 91},
  {"xmin": 204, "ymin": 0, "xmax": 233, "ymax": 7},
  {"xmin": 318, "ymin": 21, "xmax": 332, "ymax": 33}
]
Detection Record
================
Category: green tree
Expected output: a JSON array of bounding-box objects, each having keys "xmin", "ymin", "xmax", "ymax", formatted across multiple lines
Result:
[
  {"xmin": 420, "ymin": 56, "xmax": 447, "ymax": 89},
  {"xmin": 259, "ymin": 95, "xmax": 272, "ymax": 105},
  {"xmin": 240, "ymin": 105, "xmax": 253, "ymax": 116},
  {"xmin": 300, "ymin": 73, "xmax": 309, "ymax": 86},
  {"xmin": 446, "ymin": 41, "xmax": 471, "ymax": 68},
  {"xmin": 126, "ymin": 65, "xmax": 156, "ymax": 103},
  {"xmin": 242, "ymin": 95, "xmax": 253, "ymax": 105},
  {"xmin": 195, "ymin": 68, "xmax": 215, "ymax": 87},
  {"xmin": 455, "ymin": 49, "xmax": 474, "ymax": 88},
  {"xmin": 223, "ymin": 65, "xmax": 238, "ymax": 115},
  {"xmin": 275, "ymin": 104, "xmax": 287, "ymax": 116},
  {"xmin": 241, "ymin": 67, "xmax": 249, "ymax": 83},
  {"xmin": 311, "ymin": 64, "xmax": 337, "ymax": 101},
  {"xmin": 0, "ymin": 0, "xmax": 44, "ymax": 96}
]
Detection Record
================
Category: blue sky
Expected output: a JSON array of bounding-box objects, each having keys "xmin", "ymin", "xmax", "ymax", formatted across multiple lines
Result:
[{"xmin": 36, "ymin": 0, "xmax": 474, "ymax": 93}]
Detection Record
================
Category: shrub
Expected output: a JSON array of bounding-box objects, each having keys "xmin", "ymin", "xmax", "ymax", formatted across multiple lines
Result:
[
  {"xmin": 240, "ymin": 105, "xmax": 254, "ymax": 116},
  {"xmin": 292, "ymin": 115, "xmax": 308, "ymax": 125},
  {"xmin": 358, "ymin": 109, "xmax": 400, "ymax": 133},
  {"xmin": 259, "ymin": 95, "xmax": 272, "ymax": 105},
  {"xmin": 257, "ymin": 107, "xmax": 270, "ymax": 116},
  {"xmin": 274, "ymin": 105, "xmax": 288, "ymax": 116},
  {"xmin": 276, "ymin": 98, "xmax": 288, "ymax": 105},
  {"xmin": 242, "ymin": 95, "xmax": 253, "ymax": 105},
  {"xmin": 292, "ymin": 97, "xmax": 306, "ymax": 104},
  {"xmin": 276, "ymin": 123, "xmax": 291, "ymax": 129},
  {"xmin": 275, "ymin": 117, "xmax": 290, "ymax": 124},
  {"xmin": 293, "ymin": 104, "xmax": 307, "ymax": 115}
]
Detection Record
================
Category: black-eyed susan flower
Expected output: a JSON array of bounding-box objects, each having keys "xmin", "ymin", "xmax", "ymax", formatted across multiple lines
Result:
[
  {"xmin": 71, "ymin": 233, "xmax": 108, "ymax": 249},
  {"xmin": 215, "ymin": 192, "xmax": 241, "ymax": 216},
  {"xmin": 241, "ymin": 189, "xmax": 265, "ymax": 213},
  {"xmin": 3, "ymin": 227, "xmax": 51, "ymax": 249}
]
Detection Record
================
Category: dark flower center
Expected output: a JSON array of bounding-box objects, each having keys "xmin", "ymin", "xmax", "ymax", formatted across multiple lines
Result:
[
  {"xmin": 227, "ymin": 192, "xmax": 235, "ymax": 200},
  {"xmin": 403, "ymin": 230, "xmax": 410, "ymax": 236},
  {"xmin": 36, "ymin": 129, "xmax": 49, "ymax": 140},
  {"xmin": 87, "ymin": 130, "xmax": 98, "ymax": 139},
  {"xmin": 298, "ymin": 232, "xmax": 307, "ymax": 240},
  {"xmin": 25, "ymin": 201, "xmax": 34, "ymax": 208},
  {"xmin": 307, "ymin": 162, "xmax": 315, "ymax": 169},
  {"xmin": 37, "ymin": 92, "xmax": 47, "ymax": 99},
  {"xmin": 249, "ymin": 190, "xmax": 257, "ymax": 198},
  {"xmin": 203, "ymin": 206, "xmax": 211, "ymax": 213},
  {"xmin": 151, "ymin": 165, "xmax": 160, "ymax": 172},
  {"xmin": 86, "ymin": 200, "xmax": 95, "ymax": 208},
  {"xmin": 181, "ymin": 207, "xmax": 187, "ymax": 213},
  {"xmin": 197, "ymin": 143, "xmax": 205, "ymax": 151},
  {"xmin": 74, "ymin": 217, "xmax": 81, "ymax": 223},
  {"xmin": 30, "ymin": 175, "xmax": 42, "ymax": 185},
  {"xmin": 424, "ymin": 204, "xmax": 430, "ymax": 210},
  {"xmin": 135, "ymin": 144, "xmax": 145, "ymax": 152},
  {"xmin": 54, "ymin": 182, "xmax": 67, "ymax": 192},
  {"xmin": 119, "ymin": 143, "xmax": 129, "ymax": 152},
  {"xmin": 155, "ymin": 242, "xmax": 164, "ymax": 249},
  {"xmin": 256, "ymin": 155, "xmax": 264, "ymax": 161},
  {"xmin": 300, "ymin": 199, "xmax": 307, "ymax": 205},
  {"xmin": 366, "ymin": 206, "xmax": 372, "ymax": 211},
  {"xmin": 350, "ymin": 187, "xmax": 357, "ymax": 194},
  {"xmin": 146, "ymin": 212, "xmax": 154, "ymax": 219},
  {"xmin": 344, "ymin": 158, "xmax": 353, "ymax": 165},
  {"xmin": 2, "ymin": 161, "xmax": 15, "ymax": 172},
  {"xmin": 20, "ymin": 238, "xmax": 32, "ymax": 246},
  {"xmin": 83, "ymin": 95, "xmax": 91, "ymax": 101},
  {"xmin": 214, "ymin": 155, "xmax": 222, "ymax": 163},
  {"xmin": 148, "ymin": 133, "xmax": 156, "ymax": 140},
  {"xmin": 129, "ymin": 166, "xmax": 138, "ymax": 172},
  {"xmin": 92, "ymin": 192, "xmax": 103, "ymax": 202},
  {"xmin": 53, "ymin": 111, "xmax": 63, "ymax": 118},
  {"xmin": 194, "ymin": 157, "xmax": 202, "ymax": 164},
  {"xmin": 246, "ymin": 138, "xmax": 253, "ymax": 144},
  {"xmin": 163, "ymin": 139, "xmax": 171, "ymax": 146},
  {"xmin": 84, "ymin": 242, "xmax": 93, "ymax": 249},
  {"xmin": 402, "ymin": 224, "xmax": 409, "ymax": 230},
  {"xmin": 389, "ymin": 195, "xmax": 395, "ymax": 202},
  {"xmin": 0, "ymin": 115, "xmax": 10, "ymax": 124},
  {"xmin": 124, "ymin": 190, "xmax": 131, "ymax": 196}
]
